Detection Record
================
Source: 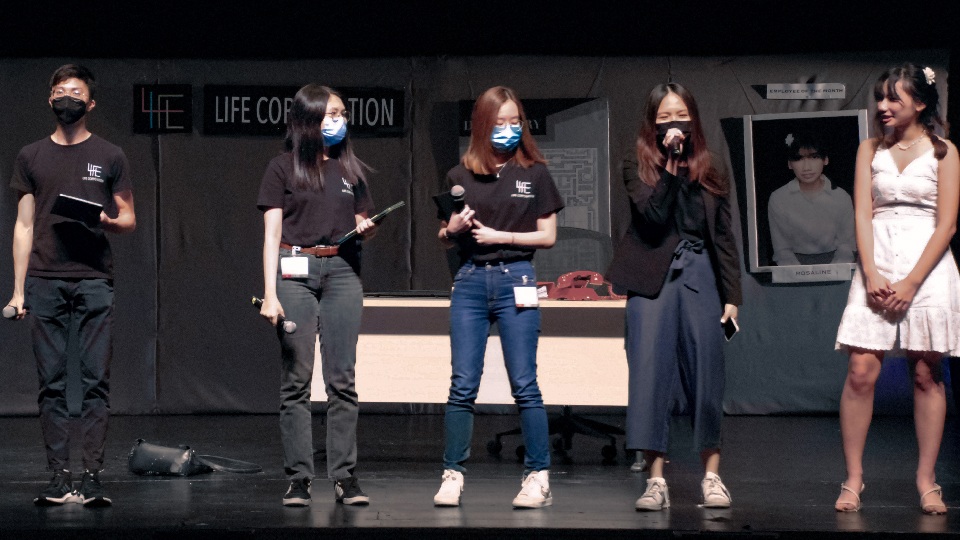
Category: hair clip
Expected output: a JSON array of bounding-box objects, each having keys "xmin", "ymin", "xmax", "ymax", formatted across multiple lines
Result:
[
  {"xmin": 923, "ymin": 67, "xmax": 936, "ymax": 85},
  {"xmin": 785, "ymin": 133, "xmax": 794, "ymax": 146}
]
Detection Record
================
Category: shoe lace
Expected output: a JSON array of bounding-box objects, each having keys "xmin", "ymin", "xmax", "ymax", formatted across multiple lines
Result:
[
  {"xmin": 441, "ymin": 470, "xmax": 459, "ymax": 482},
  {"xmin": 439, "ymin": 475, "xmax": 461, "ymax": 495},
  {"xmin": 703, "ymin": 476, "xmax": 727, "ymax": 498},
  {"xmin": 339, "ymin": 476, "xmax": 360, "ymax": 493},
  {"xmin": 642, "ymin": 481, "xmax": 664, "ymax": 500},
  {"xmin": 520, "ymin": 473, "xmax": 545, "ymax": 496}
]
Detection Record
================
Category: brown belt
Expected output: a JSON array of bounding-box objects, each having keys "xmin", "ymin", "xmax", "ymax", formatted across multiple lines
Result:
[{"xmin": 280, "ymin": 242, "xmax": 339, "ymax": 257}]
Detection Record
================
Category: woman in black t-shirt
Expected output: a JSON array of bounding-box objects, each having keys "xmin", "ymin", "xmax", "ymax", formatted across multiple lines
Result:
[
  {"xmin": 257, "ymin": 84, "xmax": 376, "ymax": 508},
  {"xmin": 433, "ymin": 86, "xmax": 564, "ymax": 509},
  {"xmin": 605, "ymin": 83, "xmax": 742, "ymax": 511}
]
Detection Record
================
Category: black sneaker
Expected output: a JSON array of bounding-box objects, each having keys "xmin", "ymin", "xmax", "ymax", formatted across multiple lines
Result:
[
  {"xmin": 334, "ymin": 476, "xmax": 369, "ymax": 505},
  {"xmin": 77, "ymin": 470, "xmax": 112, "ymax": 507},
  {"xmin": 34, "ymin": 470, "xmax": 77, "ymax": 506},
  {"xmin": 283, "ymin": 478, "xmax": 311, "ymax": 507}
]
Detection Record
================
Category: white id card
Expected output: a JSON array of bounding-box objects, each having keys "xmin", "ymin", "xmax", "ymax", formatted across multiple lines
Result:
[
  {"xmin": 514, "ymin": 286, "xmax": 539, "ymax": 308},
  {"xmin": 280, "ymin": 257, "xmax": 309, "ymax": 278}
]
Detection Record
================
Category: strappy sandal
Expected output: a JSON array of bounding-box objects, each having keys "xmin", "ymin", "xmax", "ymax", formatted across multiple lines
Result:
[
  {"xmin": 835, "ymin": 482, "xmax": 864, "ymax": 512},
  {"xmin": 920, "ymin": 484, "xmax": 947, "ymax": 515}
]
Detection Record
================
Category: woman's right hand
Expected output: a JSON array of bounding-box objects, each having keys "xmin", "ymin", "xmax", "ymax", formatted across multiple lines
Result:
[
  {"xmin": 260, "ymin": 296, "xmax": 284, "ymax": 326},
  {"xmin": 864, "ymin": 269, "xmax": 893, "ymax": 310},
  {"xmin": 662, "ymin": 128, "xmax": 685, "ymax": 174},
  {"xmin": 446, "ymin": 204, "xmax": 475, "ymax": 235}
]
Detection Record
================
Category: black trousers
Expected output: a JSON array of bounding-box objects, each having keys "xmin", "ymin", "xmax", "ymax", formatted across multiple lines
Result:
[{"xmin": 28, "ymin": 277, "xmax": 113, "ymax": 472}]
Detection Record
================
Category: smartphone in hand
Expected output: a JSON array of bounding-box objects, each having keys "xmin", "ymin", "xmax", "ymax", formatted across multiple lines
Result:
[{"xmin": 723, "ymin": 317, "xmax": 739, "ymax": 342}]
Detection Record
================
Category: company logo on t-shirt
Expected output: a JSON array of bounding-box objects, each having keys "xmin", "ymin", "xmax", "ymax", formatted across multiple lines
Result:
[
  {"xmin": 82, "ymin": 163, "xmax": 104, "ymax": 183},
  {"xmin": 341, "ymin": 177, "xmax": 354, "ymax": 195},
  {"xmin": 512, "ymin": 180, "xmax": 534, "ymax": 199}
]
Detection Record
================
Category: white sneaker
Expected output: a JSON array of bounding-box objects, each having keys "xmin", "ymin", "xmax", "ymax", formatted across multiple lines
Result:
[
  {"xmin": 701, "ymin": 472, "xmax": 731, "ymax": 508},
  {"xmin": 433, "ymin": 469, "xmax": 464, "ymax": 506},
  {"xmin": 635, "ymin": 477, "xmax": 669, "ymax": 511},
  {"xmin": 512, "ymin": 470, "xmax": 552, "ymax": 508}
]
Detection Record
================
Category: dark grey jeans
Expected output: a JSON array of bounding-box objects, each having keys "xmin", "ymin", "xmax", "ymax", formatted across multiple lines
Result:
[
  {"xmin": 275, "ymin": 251, "xmax": 362, "ymax": 481},
  {"xmin": 27, "ymin": 276, "xmax": 113, "ymax": 472}
]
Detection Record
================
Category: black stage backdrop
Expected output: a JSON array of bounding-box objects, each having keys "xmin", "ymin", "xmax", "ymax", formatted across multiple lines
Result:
[{"xmin": 0, "ymin": 50, "xmax": 951, "ymax": 415}]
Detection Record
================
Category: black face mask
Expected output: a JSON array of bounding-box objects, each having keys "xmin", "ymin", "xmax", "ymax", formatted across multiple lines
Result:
[
  {"xmin": 655, "ymin": 120, "xmax": 693, "ymax": 156},
  {"xmin": 51, "ymin": 96, "xmax": 88, "ymax": 125}
]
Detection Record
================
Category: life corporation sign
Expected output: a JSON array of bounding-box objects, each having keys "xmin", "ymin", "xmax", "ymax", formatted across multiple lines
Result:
[{"xmin": 202, "ymin": 85, "xmax": 405, "ymax": 137}]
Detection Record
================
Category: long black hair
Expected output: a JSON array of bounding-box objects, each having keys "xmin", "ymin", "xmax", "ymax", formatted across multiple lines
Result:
[
  {"xmin": 284, "ymin": 84, "xmax": 371, "ymax": 190},
  {"xmin": 873, "ymin": 63, "xmax": 947, "ymax": 160}
]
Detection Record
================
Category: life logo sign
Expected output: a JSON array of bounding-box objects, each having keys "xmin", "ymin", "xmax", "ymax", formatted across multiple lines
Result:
[
  {"xmin": 82, "ymin": 163, "xmax": 104, "ymax": 183},
  {"xmin": 202, "ymin": 85, "xmax": 405, "ymax": 137},
  {"xmin": 341, "ymin": 178, "xmax": 354, "ymax": 196},
  {"xmin": 512, "ymin": 180, "xmax": 534, "ymax": 199},
  {"xmin": 133, "ymin": 84, "xmax": 193, "ymax": 134}
]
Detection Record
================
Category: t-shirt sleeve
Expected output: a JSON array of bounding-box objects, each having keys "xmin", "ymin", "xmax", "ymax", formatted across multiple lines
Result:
[
  {"xmin": 536, "ymin": 165, "xmax": 564, "ymax": 218},
  {"xmin": 436, "ymin": 169, "xmax": 459, "ymax": 221},
  {"xmin": 256, "ymin": 158, "xmax": 286, "ymax": 211},
  {"xmin": 354, "ymin": 178, "xmax": 376, "ymax": 216},
  {"xmin": 9, "ymin": 149, "xmax": 34, "ymax": 194},
  {"xmin": 109, "ymin": 148, "xmax": 133, "ymax": 194}
]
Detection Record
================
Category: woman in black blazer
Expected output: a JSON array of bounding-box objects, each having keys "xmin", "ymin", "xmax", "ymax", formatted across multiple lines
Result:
[{"xmin": 606, "ymin": 83, "xmax": 742, "ymax": 512}]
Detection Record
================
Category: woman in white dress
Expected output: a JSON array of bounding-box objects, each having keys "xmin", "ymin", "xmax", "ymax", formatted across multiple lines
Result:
[{"xmin": 835, "ymin": 63, "xmax": 959, "ymax": 514}]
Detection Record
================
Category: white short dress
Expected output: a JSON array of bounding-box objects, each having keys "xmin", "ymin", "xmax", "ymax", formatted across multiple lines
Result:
[{"xmin": 836, "ymin": 146, "xmax": 960, "ymax": 356}]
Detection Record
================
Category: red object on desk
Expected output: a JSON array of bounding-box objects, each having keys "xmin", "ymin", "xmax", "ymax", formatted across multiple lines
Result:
[{"xmin": 540, "ymin": 271, "xmax": 625, "ymax": 301}]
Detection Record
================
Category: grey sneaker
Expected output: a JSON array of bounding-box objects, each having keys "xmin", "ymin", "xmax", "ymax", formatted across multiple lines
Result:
[
  {"xmin": 34, "ymin": 470, "xmax": 77, "ymax": 506},
  {"xmin": 283, "ymin": 478, "xmax": 311, "ymax": 507},
  {"xmin": 635, "ymin": 477, "xmax": 669, "ymax": 511},
  {"xmin": 701, "ymin": 472, "xmax": 731, "ymax": 508},
  {"xmin": 77, "ymin": 470, "xmax": 112, "ymax": 507}
]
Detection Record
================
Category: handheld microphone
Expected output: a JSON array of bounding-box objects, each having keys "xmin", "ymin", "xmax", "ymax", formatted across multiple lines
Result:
[
  {"xmin": 667, "ymin": 137, "xmax": 683, "ymax": 157},
  {"xmin": 451, "ymin": 185, "xmax": 465, "ymax": 212},
  {"xmin": 3, "ymin": 305, "xmax": 25, "ymax": 320},
  {"xmin": 251, "ymin": 297, "xmax": 297, "ymax": 334}
]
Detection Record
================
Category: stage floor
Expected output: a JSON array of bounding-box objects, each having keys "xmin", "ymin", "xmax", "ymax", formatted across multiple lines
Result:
[{"xmin": 0, "ymin": 413, "xmax": 957, "ymax": 539}]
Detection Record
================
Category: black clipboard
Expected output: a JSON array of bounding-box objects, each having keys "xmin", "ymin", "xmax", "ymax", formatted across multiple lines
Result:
[
  {"xmin": 334, "ymin": 201, "xmax": 406, "ymax": 246},
  {"xmin": 50, "ymin": 194, "xmax": 102, "ymax": 227}
]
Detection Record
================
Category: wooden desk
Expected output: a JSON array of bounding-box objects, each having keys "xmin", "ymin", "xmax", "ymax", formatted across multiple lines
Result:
[{"xmin": 310, "ymin": 298, "xmax": 628, "ymax": 406}]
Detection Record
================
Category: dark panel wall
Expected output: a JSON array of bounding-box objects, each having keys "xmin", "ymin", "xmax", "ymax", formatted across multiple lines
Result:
[
  {"xmin": 0, "ymin": 50, "xmax": 951, "ymax": 416},
  {"xmin": 152, "ymin": 59, "xmax": 414, "ymax": 413}
]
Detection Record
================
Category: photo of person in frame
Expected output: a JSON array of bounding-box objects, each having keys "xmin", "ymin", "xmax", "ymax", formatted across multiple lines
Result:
[
  {"xmin": 745, "ymin": 111, "xmax": 865, "ymax": 272},
  {"xmin": 767, "ymin": 130, "xmax": 856, "ymax": 266}
]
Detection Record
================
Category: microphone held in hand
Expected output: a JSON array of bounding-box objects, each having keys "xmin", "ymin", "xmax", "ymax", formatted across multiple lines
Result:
[
  {"xmin": 451, "ymin": 185, "xmax": 465, "ymax": 212},
  {"xmin": 251, "ymin": 297, "xmax": 296, "ymax": 334},
  {"xmin": 667, "ymin": 137, "xmax": 683, "ymax": 157},
  {"xmin": 3, "ymin": 305, "xmax": 25, "ymax": 320}
]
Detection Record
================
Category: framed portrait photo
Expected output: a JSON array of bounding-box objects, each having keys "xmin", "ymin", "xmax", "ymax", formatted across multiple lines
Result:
[{"xmin": 743, "ymin": 110, "xmax": 869, "ymax": 281}]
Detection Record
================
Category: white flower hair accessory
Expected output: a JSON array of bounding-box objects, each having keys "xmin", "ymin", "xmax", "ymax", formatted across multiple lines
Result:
[
  {"xmin": 785, "ymin": 133, "xmax": 794, "ymax": 146},
  {"xmin": 923, "ymin": 67, "xmax": 936, "ymax": 85}
]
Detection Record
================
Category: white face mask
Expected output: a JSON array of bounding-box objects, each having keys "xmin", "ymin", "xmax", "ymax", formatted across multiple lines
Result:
[{"xmin": 321, "ymin": 117, "xmax": 347, "ymax": 145}]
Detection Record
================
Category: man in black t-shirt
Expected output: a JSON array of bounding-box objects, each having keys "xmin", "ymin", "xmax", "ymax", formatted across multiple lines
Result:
[{"xmin": 6, "ymin": 65, "xmax": 136, "ymax": 507}]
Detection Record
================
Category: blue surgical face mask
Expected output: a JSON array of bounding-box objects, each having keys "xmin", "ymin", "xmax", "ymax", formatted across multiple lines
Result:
[
  {"xmin": 491, "ymin": 124, "xmax": 522, "ymax": 152},
  {"xmin": 322, "ymin": 117, "xmax": 347, "ymax": 146}
]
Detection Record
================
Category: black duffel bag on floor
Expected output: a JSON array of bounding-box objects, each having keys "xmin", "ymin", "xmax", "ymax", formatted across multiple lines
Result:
[{"xmin": 128, "ymin": 439, "xmax": 262, "ymax": 476}]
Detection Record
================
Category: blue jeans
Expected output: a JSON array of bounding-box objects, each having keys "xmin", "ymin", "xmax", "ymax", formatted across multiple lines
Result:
[
  {"xmin": 443, "ymin": 260, "xmax": 550, "ymax": 473},
  {"xmin": 275, "ymin": 250, "xmax": 363, "ymax": 481}
]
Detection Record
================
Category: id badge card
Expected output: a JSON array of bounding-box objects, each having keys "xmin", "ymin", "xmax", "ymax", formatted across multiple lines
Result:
[
  {"xmin": 280, "ymin": 256, "xmax": 309, "ymax": 278},
  {"xmin": 514, "ymin": 286, "xmax": 539, "ymax": 308}
]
